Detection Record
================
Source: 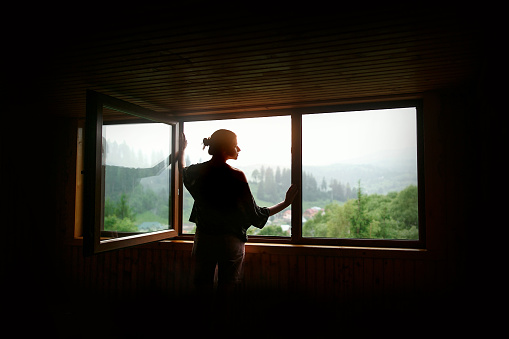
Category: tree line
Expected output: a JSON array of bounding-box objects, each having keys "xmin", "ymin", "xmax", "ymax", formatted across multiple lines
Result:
[
  {"xmin": 251, "ymin": 165, "xmax": 357, "ymax": 203},
  {"xmin": 104, "ymin": 165, "xmax": 170, "ymax": 233}
]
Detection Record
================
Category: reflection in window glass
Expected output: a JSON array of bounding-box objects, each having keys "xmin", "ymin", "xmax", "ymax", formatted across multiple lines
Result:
[
  {"xmin": 102, "ymin": 123, "xmax": 172, "ymax": 235},
  {"xmin": 302, "ymin": 108, "xmax": 419, "ymax": 240},
  {"xmin": 183, "ymin": 116, "xmax": 291, "ymax": 236}
]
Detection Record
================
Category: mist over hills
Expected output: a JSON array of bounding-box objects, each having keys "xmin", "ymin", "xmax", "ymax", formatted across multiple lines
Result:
[
  {"xmin": 108, "ymin": 141, "xmax": 418, "ymax": 197},
  {"xmin": 242, "ymin": 148, "xmax": 418, "ymax": 195}
]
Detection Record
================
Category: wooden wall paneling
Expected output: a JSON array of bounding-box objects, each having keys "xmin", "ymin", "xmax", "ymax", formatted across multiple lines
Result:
[
  {"xmin": 154, "ymin": 248, "xmax": 164, "ymax": 295},
  {"xmin": 315, "ymin": 255, "xmax": 326, "ymax": 300},
  {"xmin": 77, "ymin": 246, "xmax": 85, "ymax": 294},
  {"xmin": 413, "ymin": 259, "xmax": 427, "ymax": 302},
  {"xmin": 278, "ymin": 253, "xmax": 290, "ymax": 296},
  {"xmin": 342, "ymin": 257, "xmax": 354, "ymax": 305},
  {"xmin": 244, "ymin": 252, "xmax": 258, "ymax": 293},
  {"xmin": 62, "ymin": 240, "xmax": 451, "ymax": 322},
  {"xmin": 92, "ymin": 254, "xmax": 100, "ymax": 294},
  {"xmin": 259, "ymin": 253, "xmax": 270, "ymax": 292},
  {"xmin": 404, "ymin": 259, "xmax": 416, "ymax": 298},
  {"xmin": 83, "ymin": 250, "xmax": 91, "ymax": 292},
  {"xmin": 425, "ymin": 259, "xmax": 438, "ymax": 300},
  {"xmin": 168, "ymin": 249, "xmax": 176, "ymax": 295},
  {"xmin": 305, "ymin": 255, "xmax": 316, "ymax": 300},
  {"xmin": 382, "ymin": 258, "xmax": 394, "ymax": 309},
  {"xmin": 131, "ymin": 248, "xmax": 140, "ymax": 297},
  {"xmin": 241, "ymin": 253, "xmax": 251, "ymax": 292},
  {"xmin": 363, "ymin": 257, "xmax": 374, "ymax": 309},
  {"xmin": 333, "ymin": 256, "xmax": 343, "ymax": 303},
  {"xmin": 160, "ymin": 248, "xmax": 169, "ymax": 296},
  {"xmin": 268, "ymin": 254, "xmax": 278, "ymax": 293},
  {"xmin": 97, "ymin": 252, "xmax": 105, "ymax": 295},
  {"xmin": 324, "ymin": 256, "xmax": 335, "ymax": 302},
  {"xmin": 150, "ymin": 249, "xmax": 158, "ymax": 292},
  {"xmin": 122, "ymin": 249, "xmax": 133, "ymax": 298},
  {"xmin": 141, "ymin": 248, "xmax": 151, "ymax": 291},
  {"xmin": 372, "ymin": 258, "xmax": 384, "ymax": 308},
  {"xmin": 392, "ymin": 259, "xmax": 405, "ymax": 309},
  {"xmin": 136, "ymin": 249, "xmax": 145, "ymax": 292},
  {"xmin": 109, "ymin": 250, "xmax": 119, "ymax": 299},
  {"xmin": 297, "ymin": 255, "xmax": 307, "ymax": 296},
  {"xmin": 353, "ymin": 257, "xmax": 364, "ymax": 312},
  {"xmin": 182, "ymin": 249, "xmax": 193, "ymax": 296},
  {"xmin": 253, "ymin": 252, "xmax": 263, "ymax": 293},
  {"xmin": 69, "ymin": 246, "xmax": 78, "ymax": 293},
  {"xmin": 173, "ymin": 249, "xmax": 183, "ymax": 297},
  {"xmin": 287, "ymin": 253, "xmax": 298, "ymax": 296},
  {"xmin": 116, "ymin": 250, "xmax": 125, "ymax": 300}
]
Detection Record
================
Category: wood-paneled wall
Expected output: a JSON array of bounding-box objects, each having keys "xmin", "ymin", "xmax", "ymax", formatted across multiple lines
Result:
[{"xmin": 62, "ymin": 241, "xmax": 448, "ymax": 310}]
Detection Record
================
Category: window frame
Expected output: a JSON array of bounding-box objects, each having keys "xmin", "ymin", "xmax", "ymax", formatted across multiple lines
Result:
[
  {"xmin": 176, "ymin": 100, "xmax": 425, "ymax": 249},
  {"xmin": 83, "ymin": 90, "xmax": 181, "ymax": 255},
  {"xmin": 83, "ymin": 91, "xmax": 425, "ymax": 254}
]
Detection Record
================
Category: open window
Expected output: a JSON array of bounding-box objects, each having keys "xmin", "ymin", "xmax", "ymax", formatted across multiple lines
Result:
[
  {"xmin": 83, "ymin": 91, "xmax": 181, "ymax": 255},
  {"xmin": 82, "ymin": 92, "xmax": 425, "ymax": 252}
]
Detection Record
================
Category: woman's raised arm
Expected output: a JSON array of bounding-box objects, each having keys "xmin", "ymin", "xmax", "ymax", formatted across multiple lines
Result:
[{"xmin": 267, "ymin": 184, "xmax": 298, "ymax": 216}]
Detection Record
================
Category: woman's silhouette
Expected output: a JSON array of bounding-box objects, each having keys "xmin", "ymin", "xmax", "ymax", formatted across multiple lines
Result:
[{"xmin": 178, "ymin": 129, "xmax": 297, "ymax": 297}]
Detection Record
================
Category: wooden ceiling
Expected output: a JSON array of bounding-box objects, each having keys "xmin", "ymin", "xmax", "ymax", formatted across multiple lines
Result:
[{"xmin": 42, "ymin": 7, "xmax": 482, "ymax": 118}]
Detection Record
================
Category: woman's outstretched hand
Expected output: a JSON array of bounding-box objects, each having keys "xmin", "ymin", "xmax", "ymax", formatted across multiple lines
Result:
[
  {"xmin": 268, "ymin": 184, "xmax": 299, "ymax": 216},
  {"xmin": 180, "ymin": 132, "xmax": 188, "ymax": 150},
  {"xmin": 176, "ymin": 132, "xmax": 187, "ymax": 169},
  {"xmin": 284, "ymin": 184, "xmax": 298, "ymax": 205}
]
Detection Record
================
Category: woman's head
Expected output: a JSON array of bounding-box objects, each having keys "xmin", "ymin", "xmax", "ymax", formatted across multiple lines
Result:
[{"xmin": 203, "ymin": 129, "xmax": 241, "ymax": 160}]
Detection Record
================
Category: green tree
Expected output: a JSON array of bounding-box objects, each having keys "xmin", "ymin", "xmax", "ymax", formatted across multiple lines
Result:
[
  {"xmin": 104, "ymin": 215, "xmax": 138, "ymax": 232},
  {"xmin": 321, "ymin": 177, "xmax": 327, "ymax": 192},
  {"xmin": 115, "ymin": 193, "xmax": 136, "ymax": 221},
  {"xmin": 258, "ymin": 225, "xmax": 286, "ymax": 236},
  {"xmin": 350, "ymin": 181, "xmax": 370, "ymax": 238},
  {"xmin": 326, "ymin": 202, "xmax": 353, "ymax": 238},
  {"xmin": 390, "ymin": 185, "xmax": 418, "ymax": 227},
  {"xmin": 252, "ymin": 169, "xmax": 260, "ymax": 183},
  {"xmin": 303, "ymin": 209, "xmax": 328, "ymax": 237},
  {"xmin": 303, "ymin": 183, "xmax": 419, "ymax": 240},
  {"xmin": 264, "ymin": 167, "xmax": 277, "ymax": 202}
]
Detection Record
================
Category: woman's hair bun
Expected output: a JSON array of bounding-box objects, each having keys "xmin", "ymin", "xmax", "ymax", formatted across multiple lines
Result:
[{"xmin": 202, "ymin": 130, "xmax": 236, "ymax": 154}]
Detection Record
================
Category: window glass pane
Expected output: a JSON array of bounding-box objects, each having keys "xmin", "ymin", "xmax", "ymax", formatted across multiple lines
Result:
[
  {"xmin": 183, "ymin": 116, "xmax": 291, "ymax": 236},
  {"xmin": 102, "ymin": 123, "xmax": 172, "ymax": 236},
  {"xmin": 302, "ymin": 108, "xmax": 419, "ymax": 240}
]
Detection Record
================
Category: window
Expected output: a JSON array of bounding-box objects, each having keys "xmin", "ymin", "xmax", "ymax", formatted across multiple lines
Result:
[
  {"xmin": 179, "ymin": 102, "xmax": 424, "ymax": 247},
  {"xmin": 182, "ymin": 116, "xmax": 292, "ymax": 237},
  {"xmin": 102, "ymin": 123, "xmax": 172, "ymax": 235},
  {"xmin": 83, "ymin": 91, "xmax": 180, "ymax": 255},
  {"xmin": 84, "ymin": 91, "xmax": 425, "ymax": 253},
  {"xmin": 302, "ymin": 108, "xmax": 421, "ymax": 241}
]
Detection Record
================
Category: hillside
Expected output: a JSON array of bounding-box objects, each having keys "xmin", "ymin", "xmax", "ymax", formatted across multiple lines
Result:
[{"xmin": 241, "ymin": 162, "xmax": 417, "ymax": 197}]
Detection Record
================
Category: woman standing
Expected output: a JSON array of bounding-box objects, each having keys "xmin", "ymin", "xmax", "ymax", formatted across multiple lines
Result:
[{"xmin": 179, "ymin": 129, "xmax": 297, "ymax": 296}]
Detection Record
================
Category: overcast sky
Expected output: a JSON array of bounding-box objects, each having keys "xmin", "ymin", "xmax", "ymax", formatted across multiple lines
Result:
[{"xmin": 103, "ymin": 107, "xmax": 417, "ymax": 169}]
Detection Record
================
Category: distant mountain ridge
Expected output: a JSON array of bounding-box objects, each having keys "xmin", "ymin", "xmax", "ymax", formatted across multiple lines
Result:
[
  {"xmin": 137, "ymin": 148, "xmax": 418, "ymax": 197},
  {"xmin": 241, "ymin": 148, "xmax": 418, "ymax": 195}
]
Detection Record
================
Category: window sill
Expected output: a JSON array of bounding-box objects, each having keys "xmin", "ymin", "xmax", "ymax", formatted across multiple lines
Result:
[
  {"xmin": 168, "ymin": 239, "xmax": 432, "ymax": 259},
  {"xmin": 69, "ymin": 236, "xmax": 431, "ymax": 259}
]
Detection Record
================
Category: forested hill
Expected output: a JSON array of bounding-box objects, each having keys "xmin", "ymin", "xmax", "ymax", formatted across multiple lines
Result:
[
  {"xmin": 302, "ymin": 162, "xmax": 417, "ymax": 195},
  {"xmin": 243, "ymin": 161, "xmax": 417, "ymax": 200}
]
